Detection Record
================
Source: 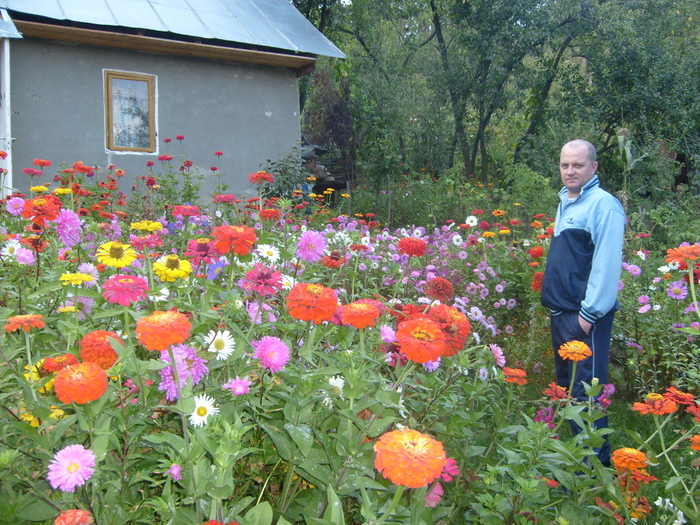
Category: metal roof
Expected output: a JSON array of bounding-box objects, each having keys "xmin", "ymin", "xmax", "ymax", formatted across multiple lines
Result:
[{"xmin": 0, "ymin": 0, "xmax": 345, "ymax": 58}]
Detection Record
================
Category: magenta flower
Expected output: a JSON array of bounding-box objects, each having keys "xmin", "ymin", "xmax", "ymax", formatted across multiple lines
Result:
[
  {"xmin": 240, "ymin": 263, "xmax": 283, "ymax": 297},
  {"xmin": 167, "ymin": 463, "xmax": 182, "ymax": 481},
  {"xmin": 222, "ymin": 375, "xmax": 252, "ymax": 395},
  {"xmin": 5, "ymin": 197, "xmax": 24, "ymax": 216},
  {"xmin": 380, "ymin": 325, "xmax": 397, "ymax": 343},
  {"xmin": 47, "ymin": 444, "xmax": 96, "ymax": 492},
  {"xmin": 440, "ymin": 457, "xmax": 460, "ymax": 482},
  {"xmin": 489, "ymin": 343, "xmax": 506, "ymax": 367},
  {"xmin": 666, "ymin": 280, "xmax": 688, "ymax": 300},
  {"xmin": 296, "ymin": 230, "xmax": 326, "ymax": 262},
  {"xmin": 638, "ymin": 304, "xmax": 651, "ymax": 313},
  {"xmin": 637, "ymin": 295, "xmax": 650, "ymax": 305},
  {"xmin": 158, "ymin": 344, "xmax": 209, "ymax": 401},
  {"xmin": 15, "ymin": 247, "xmax": 36, "ymax": 265},
  {"xmin": 103, "ymin": 274, "xmax": 150, "ymax": 306},
  {"xmin": 625, "ymin": 264, "xmax": 641, "ymax": 276},
  {"xmin": 252, "ymin": 336, "xmax": 290, "ymax": 373}
]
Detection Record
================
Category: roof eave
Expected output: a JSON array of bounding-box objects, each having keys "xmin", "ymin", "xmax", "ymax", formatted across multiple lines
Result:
[{"xmin": 13, "ymin": 20, "xmax": 317, "ymax": 76}]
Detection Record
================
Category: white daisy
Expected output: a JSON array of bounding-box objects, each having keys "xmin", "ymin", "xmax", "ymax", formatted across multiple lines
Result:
[
  {"xmin": 1, "ymin": 239, "xmax": 22, "ymax": 260},
  {"xmin": 149, "ymin": 287, "xmax": 170, "ymax": 302},
  {"xmin": 204, "ymin": 329, "xmax": 236, "ymax": 360},
  {"xmin": 465, "ymin": 215, "xmax": 478, "ymax": 227},
  {"xmin": 189, "ymin": 395, "xmax": 219, "ymax": 427},
  {"xmin": 280, "ymin": 273, "xmax": 297, "ymax": 290},
  {"xmin": 452, "ymin": 234, "xmax": 463, "ymax": 246},
  {"xmin": 255, "ymin": 244, "xmax": 280, "ymax": 264}
]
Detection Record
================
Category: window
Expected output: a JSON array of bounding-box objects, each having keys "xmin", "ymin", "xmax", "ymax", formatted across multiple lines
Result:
[{"xmin": 104, "ymin": 70, "xmax": 156, "ymax": 152}]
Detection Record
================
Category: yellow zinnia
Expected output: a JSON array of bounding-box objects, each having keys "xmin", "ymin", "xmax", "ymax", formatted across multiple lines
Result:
[
  {"xmin": 96, "ymin": 241, "xmax": 138, "ymax": 268},
  {"xmin": 53, "ymin": 187, "xmax": 73, "ymax": 195},
  {"xmin": 153, "ymin": 254, "xmax": 192, "ymax": 282},
  {"xmin": 59, "ymin": 273, "xmax": 95, "ymax": 286},
  {"xmin": 130, "ymin": 220, "xmax": 164, "ymax": 232}
]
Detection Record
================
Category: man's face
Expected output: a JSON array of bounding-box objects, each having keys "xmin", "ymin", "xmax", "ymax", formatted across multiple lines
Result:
[{"xmin": 559, "ymin": 144, "xmax": 597, "ymax": 198}]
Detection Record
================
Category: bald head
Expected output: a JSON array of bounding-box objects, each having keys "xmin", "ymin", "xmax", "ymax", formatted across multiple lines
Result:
[
  {"xmin": 560, "ymin": 140, "xmax": 598, "ymax": 198},
  {"xmin": 563, "ymin": 139, "xmax": 597, "ymax": 164}
]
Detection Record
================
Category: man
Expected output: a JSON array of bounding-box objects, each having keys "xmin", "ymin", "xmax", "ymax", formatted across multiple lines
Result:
[{"xmin": 540, "ymin": 139, "xmax": 625, "ymax": 467}]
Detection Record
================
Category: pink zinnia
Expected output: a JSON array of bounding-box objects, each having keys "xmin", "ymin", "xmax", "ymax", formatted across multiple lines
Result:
[
  {"xmin": 53, "ymin": 208, "xmax": 83, "ymax": 248},
  {"xmin": 425, "ymin": 482, "xmax": 444, "ymax": 507},
  {"xmin": 222, "ymin": 375, "xmax": 252, "ymax": 395},
  {"xmin": 252, "ymin": 336, "xmax": 290, "ymax": 373},
  {"xmin": 167, "ymin": 463, "xmax": 182, "ymax": 481},
  {"xmin": 240, "ymin": 263, "xmax": 283, "ymax": 297},
  {"xmin": 47, "ymin": 444, "xmax": 96, "ymax": 492},
  {"xmin": 296, "ymin": 230, "xmax": 326, "ymax": 262},
  {"xmin": 102, "ymin": 274, "xmax": 149, "ymax": 306},
  {"xmin": 184, "ymin": 238, "xmax": 221, "ymax": 266}
]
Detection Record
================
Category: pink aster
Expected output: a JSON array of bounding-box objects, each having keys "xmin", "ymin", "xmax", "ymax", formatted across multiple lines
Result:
[
  {"xmin": 489, "ymin": 343, "xmax": 506, "ymax": 367},
  {"xmin": 102, "ymin": 274, "xmax": 150, "ymax": 306},
  {"xmin": 666, "ymin": 280, "xmax": 688, "ymax": 300},
  {"xmin": 296, "ymin": 230, "xmax": 326, "ymax": 262},
  {"xmin": 167, "ymin": 463, "xmax": 182, "ymax": 481},
  {"xmin": 6, "ymin": 197, "xmax": 25, "ymax": 216},
  {"xmin": 53, "ymin": 208, "xmax": 83, "ymax": 248},
  {"xmin": 240, "ymin": 263, "xmax": 283, "ymax": 297},
  {"xmin": 252, "ymin": 336, "xmax": 290, "ymax": 373},
  {"xmin": 47, "ymin": 444, "xmax": 96, "ymax": 492},
  {"xmin": 222, "ymin": 375, "xmax": 252, "ymax": 395}
]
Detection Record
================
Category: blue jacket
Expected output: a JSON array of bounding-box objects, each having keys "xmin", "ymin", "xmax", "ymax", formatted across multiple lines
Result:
[{"xmin": 541, "ymin": 175, "xmax": 625, "ymax": 323}]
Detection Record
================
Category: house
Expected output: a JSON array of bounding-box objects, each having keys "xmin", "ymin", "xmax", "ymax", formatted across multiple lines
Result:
[{"xmin": 0, "ymin": 0, "xmax": 344, "ymax": 198}]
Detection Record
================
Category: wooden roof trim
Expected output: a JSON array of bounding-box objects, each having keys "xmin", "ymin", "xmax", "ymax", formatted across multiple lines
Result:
[{"xmin": 14, "ymin": 20, "xmax": 317, "ymax": 76}]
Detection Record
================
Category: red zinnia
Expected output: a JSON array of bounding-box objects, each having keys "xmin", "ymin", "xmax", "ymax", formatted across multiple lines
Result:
[
  {"xmin": 542, "ymin": 382, "xmax": 568, "ymax": 400},
  {"xmin": 21, "ymin": 195, "xmax": 62, "ymax": 226},
  {"xmin": 632, "ymin": 393, "xmax": 678, "ymax": 415},
  {"xmin": 423, "ymin": 277, "xmax": 454, "ymax": 303},
  {"xmin": 135, "ymin": 310, "xmax": 192, "ymax": 351},
  {"xmin": 249, "ymin": 171, "xmax": 274, "ymax": 184},
  {"xmin": 54, "ymin": 362, "xmax": 108, "ymax": 404},
  {"xmin": 426, "ymin": 304, "xmax": 471, "ymax": 357},
  {"xmin": 42, "ymin": 353, "xmax": 79, "ymax": 373},
  {"xmin": 240, "ymin": 263, "xmax": 283, "ymax": 297},
  {"xmin": 528, "ymin": 246, "xmax": 545, "ymax": 259},
  {"xmin": 80, "ymin": 330, "xmax": 122, "ymax": 370},
  {"xmin": 211, "ymin": 225, "xmax": 257, "ymax": 256},
  {"xmin": 172, "ymin": 204, "xmax": 201, "ymax": 217},
  {"xmin": 398, "ymin": 237, "xmax": 428, "ymax": 257},
  {"xmin": 531, "ymin": 272, "xmax": 544, "ymax": 292},
  {"xmin": 321, "ymin": 251, "xmax": 347, "ymax": 269},
  {"xmin": 396, "ymin": 318, "xmax": 447, "ymax": 363},
  {"xmin": 102, "ymin": 274, "xmax": 150, "ymax": 306},
  {"xmin": 286, "ymin": 283, "xmax": 338, "ymax": 324}
]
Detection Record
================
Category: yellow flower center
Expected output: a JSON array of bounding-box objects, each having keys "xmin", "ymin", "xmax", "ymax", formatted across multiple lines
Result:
[
  {"xmin": 307, "ymin": 284, "xmax": 323, "ymax": 296},
  {"xmin": 411, "ymin": 328, "xmax": 433, "ymax": 342},
  {"xmin": 214, "ymin": 338, "xmax": 225, "ymax": 351},
  {"xmin": 67, "ymin": 462, "xmax": 79, "ymax": 473},
  {"xmin": 119, "ymin": 277, "xmax": 134, "ymax": 285},
  {"xmin": 196, "ymin": 406, "xmax": 208, "ymax": 417},
  {"xmin": 34, "ymin": 198, "xmax": 46, "ymax": 206}
]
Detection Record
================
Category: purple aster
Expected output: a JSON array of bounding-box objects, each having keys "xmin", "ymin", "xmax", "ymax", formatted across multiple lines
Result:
[
  {"xmin": 296, "ymin": 230, "xmax": 326, "ymax": 262},
  {"xmin": 207, "ymin": 259, "xmax": 227, "ymax": 280},
  {"xmin": 638, "ymin": 304, "xmax": 651, "ymax": 313},
  {"xmin": 5, "ymin": 196, "xmax": 25, "ymax": 216},
  {"xmin": 222, "ymin": 375, "xmax": 252, "ymax": 395},
  {"xmin": 637, "ymin": 295, "xmax": 650, "ymax": 305},
  {"xmin": 158, "ymin": 344, "xmax": 209, "ymax": 400},
  {"xmin": 422, "ymin": 358, "xmax": 441, "ymax": 372},
  {"xmin": 15, "ymin": 247, "xmax": 36, "ymax": 265},
  {"xmin": 53, "ymin": 208, "xmax": 83, "ymax": 248},
  {"xmin": 58, "ymin": 296, "xmax": 95, "ymax": 320},
  {"xmin": 246, "ymin": 300, "xmax": 277, "ymax": 324},
  {"xmin": 666, "ymin": 280, "xmax": 688, "ymax": 300},
  {"xmin": 685, "ymin": 302, "xmax": 700, "ymax": 314},
  {"xmin": 626, "ymin": 264, "xmax": 641, "ymax": 276},
  {"xmin": 380, "ymin": 324, "xmax": 397, "ymax": 343}
]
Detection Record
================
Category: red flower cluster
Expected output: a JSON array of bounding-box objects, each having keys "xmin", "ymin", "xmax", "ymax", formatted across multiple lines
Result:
[
  {"xmin": 249, "ymin": 171, "xmax": 274, "ymax": 184},
  {"xmin": 398, "ymin": 237, "xmax": 428, "ymax": 257},
  {"xmin": 531, "ymin": 271, "xmax": 544, "ymax": 292},
  {"xmin": 21, "ymin": 195, "xmax": 62, "ymax": 226},
  {"xmin": 211, "ymin": 225, "xmax": 257, "ymax": 256},
  {"xmin": 423, "ymin": 277, "xmax": 454, "ymax": 303}
]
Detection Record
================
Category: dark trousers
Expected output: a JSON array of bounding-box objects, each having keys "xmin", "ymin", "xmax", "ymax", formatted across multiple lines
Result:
[{"xmin": 551, "ymin": 309, "xmax": 614, "ymax": 466}]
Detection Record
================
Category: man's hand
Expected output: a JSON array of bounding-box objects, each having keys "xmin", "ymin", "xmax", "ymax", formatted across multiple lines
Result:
[{"xmin": 578, "ymin": 316, "xmax": 593, "ymax": 335}]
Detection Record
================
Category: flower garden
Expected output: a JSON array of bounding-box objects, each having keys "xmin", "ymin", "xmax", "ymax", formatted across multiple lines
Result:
[{"xmin": 1, "ymin": 153, "xmax": 699, "ymax": 525}]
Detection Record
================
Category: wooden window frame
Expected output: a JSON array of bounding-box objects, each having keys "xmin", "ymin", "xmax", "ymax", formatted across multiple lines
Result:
[{"xmin": 104, "ymin": 70, "xmax": 156, "ymax": 152}]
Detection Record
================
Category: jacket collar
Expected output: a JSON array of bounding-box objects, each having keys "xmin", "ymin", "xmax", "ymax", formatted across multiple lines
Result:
[{"xmin": 558, "ymin": 174, "xmax": 600, "ymax": 200}]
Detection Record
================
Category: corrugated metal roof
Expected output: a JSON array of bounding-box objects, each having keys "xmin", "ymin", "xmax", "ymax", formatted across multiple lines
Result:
[{"xmin": 0, "ymin": 0, "xmax": 345, "ymax": 58}]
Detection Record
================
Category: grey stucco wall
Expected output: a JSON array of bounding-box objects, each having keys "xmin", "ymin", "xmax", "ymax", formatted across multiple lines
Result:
[{"xmin": 9, "ymin": 37, "xmax": 302, "ymax": 199}]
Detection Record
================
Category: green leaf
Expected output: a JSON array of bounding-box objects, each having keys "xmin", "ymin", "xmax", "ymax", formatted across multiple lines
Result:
[
  {"xmin": 244, "ymin": 501, "xmax": 273, "ymax": 525},
  {"xmin": 16, "ymin": 500, "xmax": 58, "ymax": 522},
  {"xmin": 284, "ymin": 423, "xmax": 314, "ymax": 457},
  {"xmin": 261, "ymin": 423, "xmax": 293, "ymax": 461},
  {"xmin": 143, "ymin": 432, "xmax": 187, "ymax": 455},
  {"xmin": 322, "ymin": 485, "xmax": 345, "ymax": 524}
]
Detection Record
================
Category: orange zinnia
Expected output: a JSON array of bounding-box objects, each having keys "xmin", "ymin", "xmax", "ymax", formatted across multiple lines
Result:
[
  {"xmin": 663, "ymin": 386, "xmax": 695, "ymax": 406},
  {"xmin": 340, "ymin": 300, "xmax": 382, "ymax": 329},
  {"xmin": 503, "ymin": 367, "xmax": 528, "ymax": 385},
  {"xmin": 396, "ymin": 318, "xmax": 447, "ymax": 363},
  {"xmin": 426, "ymin": 304, "xmax": 471, "ymax": 357},
  {"xmin": 542, "ymin": 381, "xmax": 568, "ymax": 400},
  {"xmin": 690, "ymin": 435, "xmax": 700, "ymax": 452},
  {"xmin": 558, "ymin": 340, "xmax": 592, "ymax": 361},
  {"xmin": 80, "ymin": 330, "xmax": 122, "ymax": 370},
  {"xmin": 632, "ymin": 393, "xmax": 678, "ymax": 416},
  {"xmin": 211, "ymin": 225, "xmax": 257, "ymax": 256},
  {"xmin": 286, "ymin": 283, "xmax": 338, "ymax": 324},
  {"xmin": 611, "ymin": 447, "xmax": 648, "ymax": 472},
  {"xmin": 665, "ymin": 244, "xmax": 700, "ymax": 264},
  {"xmin": 5, "ymin": 314, "xmax": 45, "ymax": 333},
  {"xmin": 54, "ymin": 361, "xmax": 108, "ymax": 404},
  {"xmin": 135, "ymin": 310, "xmax": 192, "ymax": 351},
  {"xmin": 374, "ymin": 428, "xmax": 447, "ymax": 488}
]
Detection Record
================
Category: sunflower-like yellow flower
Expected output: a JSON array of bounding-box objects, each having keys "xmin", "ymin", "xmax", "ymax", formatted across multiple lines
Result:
[
  {"xmin": 130, "ymin": 220, "xmax": 164, "ymax": 232},
  {"xmin": 96, "ymin": 241, "xmax": 138, "ymax": 268},
  {"xmin": 153, "ymin": 254, "xmax": 192, "ymax": 282},
  {"xmin": 558, "ymin": 340, "xmax": 592, "ymax": 361}
]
